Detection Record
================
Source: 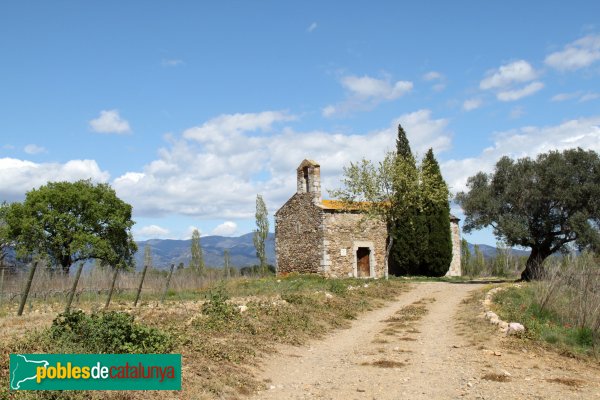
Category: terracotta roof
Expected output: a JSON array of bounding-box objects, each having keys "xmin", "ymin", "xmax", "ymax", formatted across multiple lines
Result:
[
  {"xmin": 320, "ymin": 199, "xmax": 461, "ymax": 221},
  {"xmin": 320, "ymin": 199, "xmax": 371, "ymax": 211}
]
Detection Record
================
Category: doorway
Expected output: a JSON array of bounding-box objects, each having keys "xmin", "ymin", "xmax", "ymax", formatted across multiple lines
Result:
[{"xmin": 356, "ymin": 247, "xmax": 371, "ymax": 277}]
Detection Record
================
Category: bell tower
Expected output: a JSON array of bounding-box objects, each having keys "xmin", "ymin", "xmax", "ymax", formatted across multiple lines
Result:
[{"xmin": 296, "ymin": 159, "xmax": 321, "ymax": 204}]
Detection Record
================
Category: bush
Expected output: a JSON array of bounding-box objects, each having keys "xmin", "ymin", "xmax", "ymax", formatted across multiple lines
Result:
[{"xmin": 50, "ymin": 310, "xmax": 173, "ymax": 353}]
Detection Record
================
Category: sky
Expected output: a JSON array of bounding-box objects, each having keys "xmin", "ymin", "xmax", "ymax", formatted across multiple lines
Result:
[{"xmin": 1, "ymin": 1, "xmax": 600, "ymax": 246}]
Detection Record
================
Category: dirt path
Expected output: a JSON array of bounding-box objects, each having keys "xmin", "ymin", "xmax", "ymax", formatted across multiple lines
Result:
[{"xmin": 251, "ymin": 282, "xmax": 600, "ymax": 400}]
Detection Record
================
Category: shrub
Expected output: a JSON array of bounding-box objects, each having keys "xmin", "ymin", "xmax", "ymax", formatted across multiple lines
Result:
[{"xmin": 50, "ymin": 310, "xmax": 173, "ymax": 353}]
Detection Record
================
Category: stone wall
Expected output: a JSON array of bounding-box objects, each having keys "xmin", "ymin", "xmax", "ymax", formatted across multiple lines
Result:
[
  {"xmin": 322, "ymin": 212, "xmax": 387, "ymax": 278},
  {"xmin": 275, "ymin": 193, "xmax": 323, "ymax": 275},
  {"xmin": 446, "ymin": 220, "xmax": 462, "ymax": 276}
]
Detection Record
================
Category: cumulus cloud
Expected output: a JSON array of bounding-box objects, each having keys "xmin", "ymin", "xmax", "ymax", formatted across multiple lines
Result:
[
  {"xmin": 212, "ymin": 221, "xmax": 238, "ymax": 236},
  {"xmin": 136, "ymin": 225, "xmax": 170, "ymax": 239},
  {"xmin": 545, "ymin": 34, "xmax": 600, "ymax": 71},
  {"xmin": 307, "ymin": 22, "xmax": 317, "ymax": 33},
  {"xmin": 497, "ymin": 81, "xmax": 544, "ymax": 102},
  {"xmin": 442, "ymin": 116, "xmax": 600, "ymax": 194},
  {"xmin": 462, "ymin": 98, "xmax": 482, "ymax": 111},
  {"xmin": 423, "ymin": 71, "xmax": 446, "ymax": 91},
  {"xmin": 580, "ymin": 93, "xmax": 599, "ymax": 102},
  {"xmin": 24, "ymin": 144, "xmax": 46, "ymax": 155},
  {"xmin": 89, "ymin": 110, "xmax": 132, "ymax": 134},
  {"xmin": 0, "ymin": 158, "xmax": 110, "ymax": 202},
  {"xmin": 480, "ymin": 60, "xmax": 538, "ymax": 90},
  {"xmin": 479, "ymin": 60, "xmax": 543, "ymax": 102},
  {"xmin": 112, "ymin": 110, "xmax": 451, "ymax": 220},
  {"xmin": 323, "ymin": 74, "xmax": 413, "ymax": 117}
]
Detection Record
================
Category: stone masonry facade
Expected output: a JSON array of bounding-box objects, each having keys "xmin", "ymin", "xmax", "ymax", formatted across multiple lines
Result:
[{"xmin": 275, "ymin": 159, "xmax": 461, "ymax": 278}]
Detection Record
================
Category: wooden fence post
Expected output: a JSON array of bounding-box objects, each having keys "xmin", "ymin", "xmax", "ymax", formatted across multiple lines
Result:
[
  {"xmin": 17, "ymin": 261, "xmax": 38, "ymax": 316},
  {"xmin": 161, "ymin": 264, "xmax": 175, "ymax": 303},
  {"xmin": 105, "ymin": 268, "xmax": 119, "ymax": 309},
  {"xmin": 134, "ymin": 264, "xmax": 149, "ymax": 307},
  {"xmin": 64, "ymin": 262, "xmax": 84, "ymax": 313}
]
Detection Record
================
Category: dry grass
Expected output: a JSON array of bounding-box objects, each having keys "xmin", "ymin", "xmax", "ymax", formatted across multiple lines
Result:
[
  {"xmin": 0, "ymin": 275, "xmax": 409, "ymax": 400},
  {"xmin": 546, "ymin": 377, "xmax": 585, "ymax": 387},
  {"xmin": 362, "ymin": 359, "xmax": 406, "ymax": 368},
  {"xmin": 482, "ymin": 373, "xmax": 511, "ymax": 382}
]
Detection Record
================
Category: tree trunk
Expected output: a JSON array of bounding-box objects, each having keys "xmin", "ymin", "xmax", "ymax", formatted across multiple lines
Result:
[{"xmin": 520, "ymin": 247, "xmax": 551, "ymax": 281}]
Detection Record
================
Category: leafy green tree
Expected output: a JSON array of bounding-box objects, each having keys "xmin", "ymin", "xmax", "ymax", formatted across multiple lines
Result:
[
  {"xmin": 3, "ymin": 180, "xmax": 137, "ymax": 273},
  {"xmin": 460, "ymin": 238, "xmax": 471, "ymax": 275},
  {"xmin": 253, "ymin": 194, "xmax": 269, "ymax": 275},
  {"xmin": 456, "ymin": 148, "xmax": 600, "ymax": 280},
  {"xmin": 189, "ymin": 228, "xmax": 205, "ymax": 275},
  {"xmin": 331, "ymin": 151, "xmax": 421, "ymax": 278},
  {"xmin": 388, "ymin": 124, "xmax": 421, "ymax": 275},
  {"xmin": 0, "ymin": 202, "xmax": 12, "ymax": 268},
  {"xmin": 473, "ymin": 244, "xmax": 485, "ymax": 276},
  {"xmin": 419, "ymin": 148, "xmax": 452, "ymax": 276}
]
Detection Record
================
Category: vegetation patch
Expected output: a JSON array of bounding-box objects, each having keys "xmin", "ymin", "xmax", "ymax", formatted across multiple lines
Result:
[
  {"xmin": 546, "ymin": 377, "xmax": 585, "ymax": 387},
  {"xmin": 492, "ymin": 256, "xmax": 599, "ymax": 358},
  {"xmin": 362, "ymin": 359, "xmax": 406, "ymax": 368},
  {"xmin": 482, "ymin": 373, "xmax": 511, "ymax": 382}
]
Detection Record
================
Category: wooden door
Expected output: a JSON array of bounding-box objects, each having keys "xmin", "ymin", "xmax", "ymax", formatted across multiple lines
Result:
[{"xmin": 357, "ymin": 247, "xmax": 370, "ymax": 277}]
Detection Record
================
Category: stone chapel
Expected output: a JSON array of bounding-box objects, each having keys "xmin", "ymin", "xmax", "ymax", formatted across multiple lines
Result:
[{"xmin": 275, "ymin": 159, "xmax": 462, "ymax": 278}]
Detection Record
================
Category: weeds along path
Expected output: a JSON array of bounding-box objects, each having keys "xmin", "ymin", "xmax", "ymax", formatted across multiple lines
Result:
[{"xmin": 251, "ymin": 282, "xmax": 600, "ymax": 400}]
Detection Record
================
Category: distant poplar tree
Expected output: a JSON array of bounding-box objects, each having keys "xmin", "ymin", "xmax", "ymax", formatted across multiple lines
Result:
[
  {"xmin": 253, "ymin": 194, "xmax": 269, "ymax": 275},
  {"xmin": 223, "ymin": 249, "xmax": 231, "ymax": 279},
  {"xmin": 189, "ymin": 229, "xmax": 205, "ymax": 275},
  {"xmin": 144, "ymin": 244, "xmax": 153, "ymax": 269},
  {"xmin": 461, "ymin": 239, "xmax": 471, "ymax": 275}
]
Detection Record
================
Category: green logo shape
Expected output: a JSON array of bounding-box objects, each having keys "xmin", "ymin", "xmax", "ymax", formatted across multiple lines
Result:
[{"xmin": 10, "ymin": 354, "xmax": 181, "ymax": 391}]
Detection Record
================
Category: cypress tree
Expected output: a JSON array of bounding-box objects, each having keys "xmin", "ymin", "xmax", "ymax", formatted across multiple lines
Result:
[
  {"xmin": 388, "ymin": 124, "xmax": 420, "ymax": 275},
  {"xmin": 419, "ymin": 148, "xmax": 452, "ymax": 276}
]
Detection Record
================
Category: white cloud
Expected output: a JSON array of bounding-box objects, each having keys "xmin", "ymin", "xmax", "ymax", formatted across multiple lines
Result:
[
  {"xmin": 545, "ymin": 34, "xmax": 600, "ymax": 71},
  {"xmin": 496, "ymin": 81, "xmax": 544, "ymax": 101},
  {"xmin": 2, "ymin": 144, "xmax": 15, "ymax": 150},
  {"xmin": 0, "ymin": 158, "xmax": 110, "ymax": 202},
  {"xmin": 462, "ymin": 98, "xmax": 482, "ymax": 111},
  {"xmin": 112, "ymin": 110, "xmax": 451, "ymax": 220},
  {"xmin": 307, "ymin": 22, "xmax": 317, "ymax": 33},
  {"xmin": 89, "ymin": 110, "xmax": 132, "ymax": 134},
  {"xmin": 480, "ymin": 60, "xmax": 538, "ymax": 90},
  {"xmin": 442, "ymin": 116, "xmax": 600, "ymax": 194},
  {"xmin": 341, "ymin": 75, "xmax": 412, "ymax": 100},
  {"xmin": 423, "ymin": 71, "xmax": 442, "ymax": 81},
  {"xmin": 136, "ymin": 225, "xmax": 170, "ymax": 238},
  {"xmin": 161, "ymin": 59, "xmax": 184, "ymax": 67},
  {"xmin": 24, "ymin": 144, "xmax": 46, "ymax": 155},
  {"xmin": 550, "ymin": 91, "xmax": 599, "ymax": 103},
  {"xmin": 551, "ymin": 92, "xmax": 581, "ymax": 102},
  {"xmin": 212, "ymin": 221, "xmax": 238, "ymax": 236},
  {"xmin": 323, "ymin": 74, "xmax": 413, "ymax": 117},
  {"xmin": 580, "ymin": 93, "xmax": 600, "ymax": 102}
]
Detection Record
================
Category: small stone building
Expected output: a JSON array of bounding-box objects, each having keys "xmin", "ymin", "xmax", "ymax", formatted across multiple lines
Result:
[{"xmin": 275, "ymin": 159, "xmax": 462, "ymax": 278}]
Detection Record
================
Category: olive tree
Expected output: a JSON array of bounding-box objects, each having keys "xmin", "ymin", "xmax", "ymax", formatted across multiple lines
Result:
[{"xmin": 456, "ymin": 148, "xmax": 600, "ymax": 280}]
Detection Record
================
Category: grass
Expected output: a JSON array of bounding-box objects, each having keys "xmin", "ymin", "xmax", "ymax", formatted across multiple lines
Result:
[
  {"xmin": 492, "ymin": 284, "xmax": 598, "ymax": 358},
  {"xmin": 0, "ymin": 274, "xmax": 409, "ymax": 400}
]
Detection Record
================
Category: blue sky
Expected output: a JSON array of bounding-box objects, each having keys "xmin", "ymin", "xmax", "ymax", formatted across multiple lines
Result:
[{"xmin": 1, "ymin": 1, "xmax": 600, "ymax": 245}]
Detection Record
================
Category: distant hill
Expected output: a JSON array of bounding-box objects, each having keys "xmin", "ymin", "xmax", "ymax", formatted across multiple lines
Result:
[
  {"xmin": 2, "ymin": 235, "xmax": 530, "ymax": 271},
  {"xmin": 134, "ymin": 232, "xmax": 276, "ymax": 270},
  {"xmin": 466, "ymin": 243, "xmax": 530, "ymax": 259}
]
